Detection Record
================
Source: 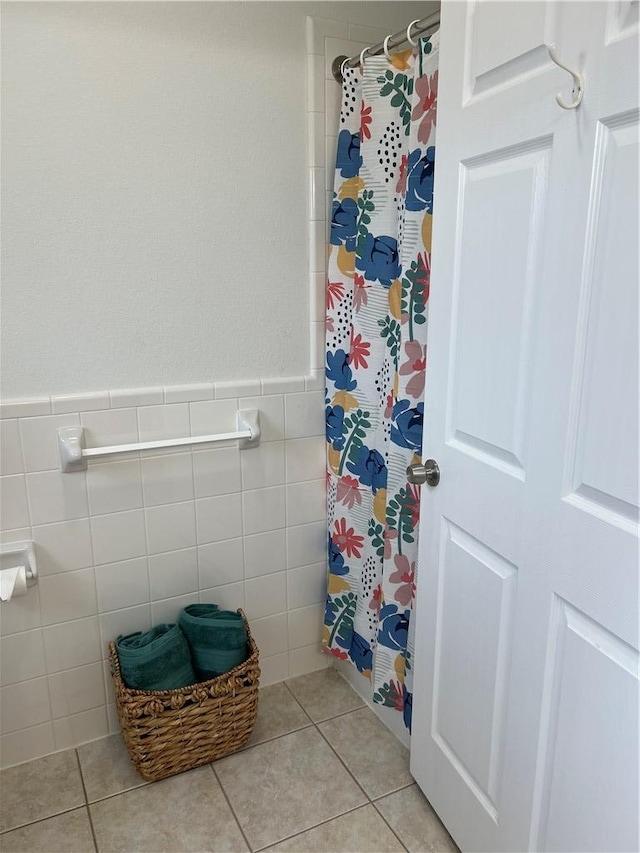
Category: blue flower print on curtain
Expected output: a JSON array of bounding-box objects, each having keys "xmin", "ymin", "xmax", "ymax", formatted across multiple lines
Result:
[
  {"xmin": 326, "ymin": 349, "xmax": 357, "ymax": 391},
  {"xmin": 391, "ymin": 401, "xmax": 424, "ymax": 453},
  {"xmin": 336, "ymin": 129, "xmax": 362, "ymax": 178},
  {"xmin": 349, "ymin": 631, "xmax": 373, "ymax": 673},
  {"xmin": 330, "ymin": 198, "xmax": 359, "ymax": 251},
  {"xmin": 406, "ymin": 146, "xmax": 436, "ymax": 213},
  {"xmin": 328, "ymin": 537, "xmax": 348, "ymax": 575},
  {"xmin": 326, "ymin": 405, "xmax": 346, "ymax": 450},
  {"xmin": 323, "ymin": 35, "xmax": 440, "ymax": 733},
  {"xmin": 377, "ymin": 604, "xmax": 410, "ymax": 651},
  {"xmin": 345, "ymin": 445, "xmax": 387, "ymax": 493},
  {"xmin": 356, "ymin": 233, "xmax": 402, "ymax": 286}
]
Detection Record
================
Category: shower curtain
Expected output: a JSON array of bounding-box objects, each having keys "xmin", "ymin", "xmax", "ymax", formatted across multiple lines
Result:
[{"xmin": 322, "ymin": 33, "xmax": 438, "ymax": 730}]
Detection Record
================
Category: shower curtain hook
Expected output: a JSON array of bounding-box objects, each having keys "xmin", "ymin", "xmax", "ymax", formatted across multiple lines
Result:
[
  {"xmin": 383, "ymin": 35, "xmax": 393, "ymax": 61},
  {"xmin": 359, "ymin": 46, "xmax": 370, "ymax": 69},
  {"xmin": 340, "ymin": 57, "xmax": 350, "ymax": 79},
  {"xmin": 406, "ymin": 20, "xmax": 421, "ymax": 47}
]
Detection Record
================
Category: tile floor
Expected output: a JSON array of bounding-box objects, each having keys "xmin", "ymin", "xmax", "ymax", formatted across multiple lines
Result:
[{"xmin": 0, "ymin": 668, "xmax": 459, "ymax": 852}]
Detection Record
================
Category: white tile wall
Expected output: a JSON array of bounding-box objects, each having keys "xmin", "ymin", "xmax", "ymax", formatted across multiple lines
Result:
[
  {"xmin": 145, "ymin": 501, "xmax": 196, "ymax": 554},
  {"xmin": 43, "ymin": 617, "xmax": 102, "ymax": 672},
  {"xmin": 20, "ymin": 413, "xmax": 80, "ymax": 472},
  {"xmin": 196, "ymin": 493, "xmax": 243, "ymax": 544},
  {"xmin": 244, "ymin": 529, "xmax": 286, "ymax": 578},
  {"xmin": 26, "ymin": 469, "xmax": 89, "ymax": 525},
  {"xmin": 141, "ymin": 453, "xmax": 194, "ymax": 506},
  {"xmin": 0, "ymin": 385, "xmax": 328, "ymax": 767},
  {"xmin": 0, "ymin": 677, "xmax": 51, "ymax": 733},
  {"xmin": 1, "ymin": 475, "xmax": 30, "ymax": 530},
  {"xmin": 0, "ymin": 14, "xmax": 353, "ymax": 767},
  {"xmin": 90, "ymin": 509, "xmax": 146, "ymax": 566},
  {"xmin": 94, "ymin": 557, "xmax": 149, "ymax": 613},
  {"xmin": 148, "ymin": 548, "xmax": 198, "ymax": 600},
  {"xmin": 242, "ymin": 485, "xmax": 286, "ymax": 536},
  {"xmin": 0, "ymin": 420, "xmax": 23, "ymax": 476},
  {"xmin": 32, "ymin": 519, "xmax": 94, "ymax": 576},
  {"xmin": 193, "ymin": 447, "xmax": 241, "ymax": 498},
  {"xmin": 0, "ymin": 630, "xmax": 46, "ymax": 686},
  {"xmin": 198, "ymin": 538, "xmax": 244, "ymax": 589}
]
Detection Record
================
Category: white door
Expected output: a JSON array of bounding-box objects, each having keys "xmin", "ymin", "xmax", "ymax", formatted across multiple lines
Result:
[{"xmin": 410, "ymin": 2, "xmax": 639, "ymax": 851}]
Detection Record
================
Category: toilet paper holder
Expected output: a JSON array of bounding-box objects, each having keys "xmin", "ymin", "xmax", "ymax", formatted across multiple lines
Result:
[{"xmin": 0, "ymin": 541, "xmax": 38, "ymax": 586}]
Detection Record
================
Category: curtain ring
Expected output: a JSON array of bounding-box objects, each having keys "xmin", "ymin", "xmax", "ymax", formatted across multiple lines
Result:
[
  {"xmin": 406, "ymin": 19, "xmax": 421, "ymax": 47},
  {"xmin": 340, "ymin": 57, "xmax": 350, "ymax": 78},
  {"xmin": 359, "ymin": 46, "xmax": 370, "ymax": 68},
  {"xmin": 383, "ymin": 34, "xmax": 393, "ymax": 61}
]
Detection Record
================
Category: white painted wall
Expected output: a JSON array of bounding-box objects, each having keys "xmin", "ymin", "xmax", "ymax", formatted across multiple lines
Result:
[{"xmin": 1, "ymin": 0, "xmax": 427, "ymax": 398}]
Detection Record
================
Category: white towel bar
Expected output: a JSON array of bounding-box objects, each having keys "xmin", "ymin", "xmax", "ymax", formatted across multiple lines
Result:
[{"xmin": 58, "ymin": 409, "xmax": 260, "ymax": 472}]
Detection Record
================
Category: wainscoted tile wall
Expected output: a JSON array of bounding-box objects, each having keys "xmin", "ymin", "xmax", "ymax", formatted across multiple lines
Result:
[{"xmin": 0, "ymin": 381, "xmax": 329, "ymax": 767}]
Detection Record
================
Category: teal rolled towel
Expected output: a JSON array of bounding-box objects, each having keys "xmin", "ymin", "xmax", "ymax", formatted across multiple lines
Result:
[
  {"xmin": 179, "ymin": 604, "xmax": 247, "ymax": 681},
  {"xmin": 116, "ymin": 623, "xmax": 196, "ymax": 691}
]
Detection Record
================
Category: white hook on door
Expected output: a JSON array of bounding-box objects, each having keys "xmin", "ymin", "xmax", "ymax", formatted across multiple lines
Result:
[{"xmin": 547, "ymin": 44, "xmax": 584, "ymax": 109}]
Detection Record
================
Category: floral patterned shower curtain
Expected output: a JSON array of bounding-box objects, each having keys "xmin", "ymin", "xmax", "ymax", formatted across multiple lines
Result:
[{"xmin": 322, "ymin": 34, "xmax": 439, "ymax": 730}]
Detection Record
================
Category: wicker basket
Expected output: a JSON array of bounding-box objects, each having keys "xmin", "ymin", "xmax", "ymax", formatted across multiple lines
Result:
[{"xmin": 109, "ymin": 609, "xmax": 260, "ymax": 782}]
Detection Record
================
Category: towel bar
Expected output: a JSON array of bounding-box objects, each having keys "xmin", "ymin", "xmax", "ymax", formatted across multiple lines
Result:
[{"xmin": 58, "ymin": 409, "xmax": 260, "ymax": 472}]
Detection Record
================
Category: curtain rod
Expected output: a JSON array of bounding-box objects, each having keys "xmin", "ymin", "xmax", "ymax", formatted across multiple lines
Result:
[{"xmin": 331, "ymin": 10, "xmax": 440, "ymax": 83}]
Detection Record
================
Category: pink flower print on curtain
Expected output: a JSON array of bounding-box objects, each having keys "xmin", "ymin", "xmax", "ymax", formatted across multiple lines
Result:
[{"xmin": 323, "ymin": 34, "xmax": 439, "ymax": 730}]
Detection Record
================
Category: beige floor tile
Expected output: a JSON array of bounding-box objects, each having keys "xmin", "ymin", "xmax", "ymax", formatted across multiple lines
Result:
[
  {"xmin": 285, "ymin": 667, "xmax": 364, "ymax": 722},
  {"xmin": 78, "ymin": 733, "xmax": 146, "ymax": 802},
  {"xmin": 214, "ymin": 726, "xmax": 367, "ymax": 850},
  {"xmin": 375, "ymin": 785, "xmax": 460, "ymax": 853},
  {"xmin": 0, "ymin": 807, "xmax": 95, "ymax": 852},
  {"xmin": 262, "ymin": 804, "xmax": 405, "ymax": 852},
  {"xmin": 319, "ymin": 707, "xmax": 413, "ymax": 800},
  {"xmin": 246, "ymin": 682, "xmax": 312, "ymax": 747},
  {"xmin": 90, "ymin": 765, "xmax": 248, "ymax": 852},
  {"xmin": 0, "ymin": 749, "xmax": 85, "ymax": 832}
]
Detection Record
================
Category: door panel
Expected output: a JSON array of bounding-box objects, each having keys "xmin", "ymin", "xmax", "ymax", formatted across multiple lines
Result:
[
  {"xmin": 531, "ymin": 601, "xmax": 639, "ymax": 853},
  {"xmin": 410, "ymin": 3, "xmax": 639, "ymax": 851},
  {"xmin": 605, "ymin": 0, "xmax": 639, "ymax": 43},
  {"xmin": 466, "ymin": 1, "xmax": 558, "ymax": 101},
  {"xmin": 452, "ymin": 140, "xmax": 550, "ymax": 473},
  {"xmin": 433, "ymin": 521, "xmax": 517, "ymax": 818},
  {"xmin": 566, "ymin": 114, "xmax": 639, "ymax": 521}
]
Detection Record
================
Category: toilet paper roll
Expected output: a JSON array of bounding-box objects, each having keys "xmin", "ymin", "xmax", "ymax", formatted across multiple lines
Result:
[{"xmin": 0, "ymin": 566, "xmax": 28, "ymax": 601}]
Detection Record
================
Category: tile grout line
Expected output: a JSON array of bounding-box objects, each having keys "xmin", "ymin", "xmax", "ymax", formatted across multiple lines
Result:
[
  {"xmin": 371, "ymin": 786, "xmax": 459, "ymax": 853},
  {"xmin": 0, "ymin": 804, "xmax": 87, "ymax": 837},
  {"xmin": 251, "ymin": 800, "xmax": 372, "ymax": 853},
  {"xmin": 209, "ymin": 680, "xmax": 370, "ymax": 851},
  {"xmin": 281, "ymin": 677, "xmax": 414, "ymax": 850},
  {"xmin": 311, "ymin": 708, "xmax": 412, "ymax": 853},
  {"xmin": 281, "ymin": 679, "xmax": 317, "ymax": 725},
  {"xmin": 75, "ymin": 748, "xmax": 99, "ymax": 852},
  {"xmin": 209, "ymin": 762, "xmax": 253, "ymax": 852},
  {"xmin": 237, "ymin": 720, "xmax": 316, "ymax": 754},
  {"xmin": 312, "ymin": 718, "xmax": 371, "ymax": 802},
  {"xmin": 370, "ymin": 797, "xmax": 411, "ymax": 853},
  {"xmin": 282, "ymin": 675, "xmax": 379, "ymax": 730},
  {"xmin": 305, "ymin": 702, "xmax": 368, "ymax": 726},
  {"xmin": 370, "ymin": 780, "xmax": 417, "ymax": 802},
  {"xmin": 74, "ymin": 779, "xmax": 151, "ymax": 809}
]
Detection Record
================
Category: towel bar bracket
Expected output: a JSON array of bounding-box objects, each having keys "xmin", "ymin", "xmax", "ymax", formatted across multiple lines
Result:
[{"xmin": 58, "ymin": 409, "xmax": 261, "ymax": 472}]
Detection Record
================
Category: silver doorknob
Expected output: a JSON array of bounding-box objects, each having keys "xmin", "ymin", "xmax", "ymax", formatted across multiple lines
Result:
[{"xmin": 406, "ymin": 459, "xmax": 440, "ymax": 487}]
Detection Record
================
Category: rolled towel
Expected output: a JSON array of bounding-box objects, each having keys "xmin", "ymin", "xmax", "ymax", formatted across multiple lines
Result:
[
  {"xmin": 179, "ymin": 604, "xmax": 247, "ymax": 681},
  {"xmin": 116, "ymin": 623, "xmax": 196, "ymax": 691}
]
